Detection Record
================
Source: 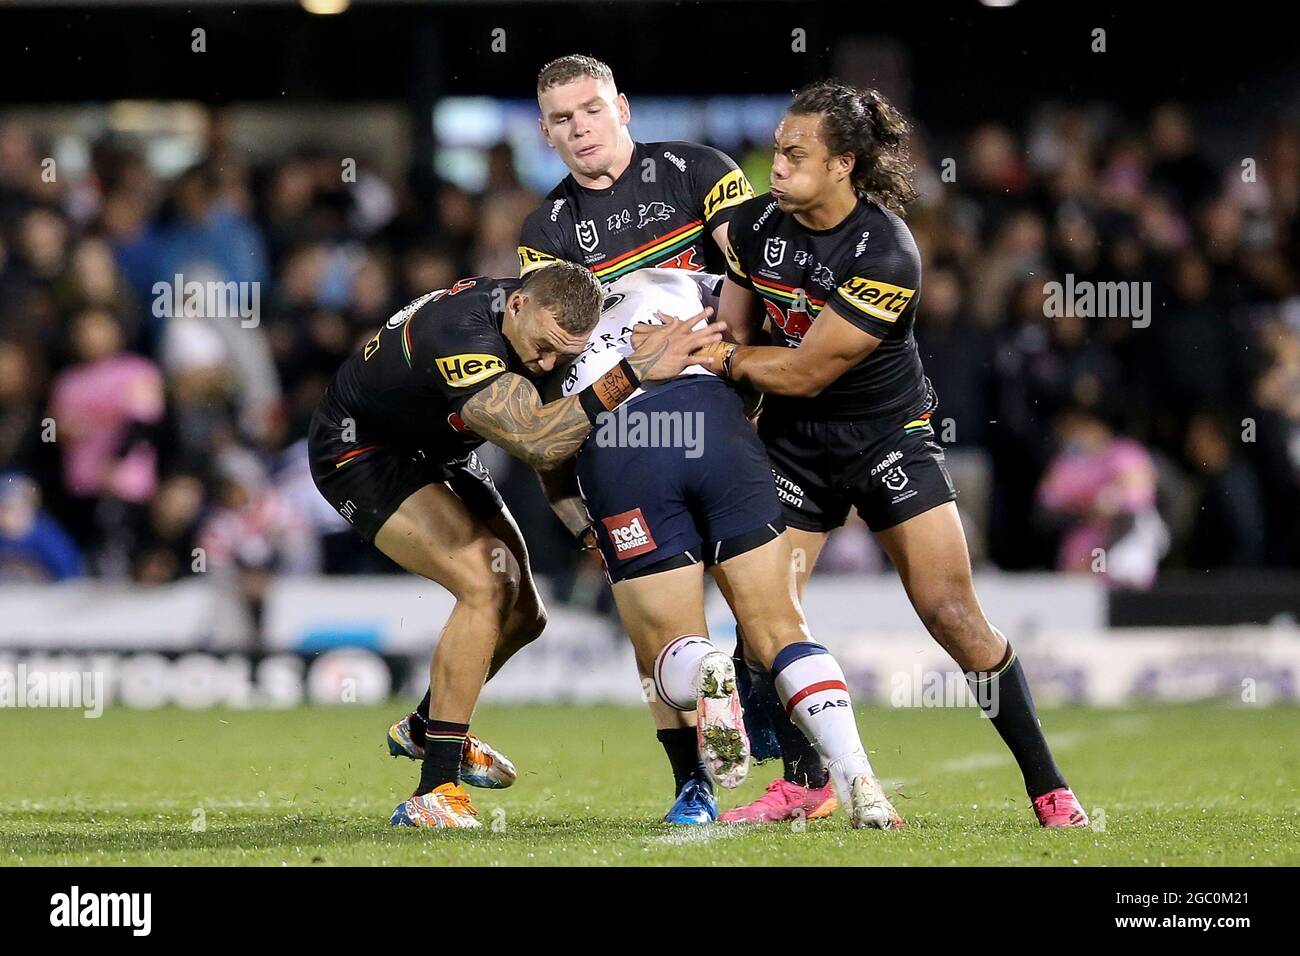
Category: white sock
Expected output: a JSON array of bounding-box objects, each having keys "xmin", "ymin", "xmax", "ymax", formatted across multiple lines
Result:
[
  {"xmin": 772, "ymin": 642, "xmax": 874, "ymax": 799},
  {"xmin": 652, "ymin": 634, "xmax": 719, "ymax": 711}
]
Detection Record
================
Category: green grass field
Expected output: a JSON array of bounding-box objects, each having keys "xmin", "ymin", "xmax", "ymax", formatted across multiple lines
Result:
[{"xmin": 2, "ymin": 703, "xmax": 1297, "ymax": 866}]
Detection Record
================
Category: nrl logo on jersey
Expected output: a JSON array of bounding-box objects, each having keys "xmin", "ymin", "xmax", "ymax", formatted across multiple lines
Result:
[
  {"xmin": 576, "ymin": 219, "xmax": 600, "ymax": 252},
  {"xmin": 764, "ymin": 237, "xmax": 787, "ymax": 267},
  {"xmin": 638, "ymin": 201, "xmax": 675, "ymax": 228}
]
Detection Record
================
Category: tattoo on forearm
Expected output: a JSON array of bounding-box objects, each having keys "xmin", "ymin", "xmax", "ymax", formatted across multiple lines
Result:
[
  {"xmin": 460, "ymin": 374, "xmax": 591, "ymax": 469},
  {"xmin": 625, "ymin": 335, "xmax": 669, "ymax": 381}
]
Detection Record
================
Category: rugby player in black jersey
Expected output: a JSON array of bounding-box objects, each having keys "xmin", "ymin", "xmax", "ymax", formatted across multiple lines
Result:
[
  {"xmin": 698, "ymin": 81, "xmax": 1088, "ymax": 828},
  {"xmin": 518, "ymin": 55, "xmax": 753, "ymax": 284},
  {"xmin": 516, "ymin": 54, "xmax": 763, "ymax": 825},
  {"xmin": 307, "ymin": 262, "xmax": 724, "ymax": 828}
]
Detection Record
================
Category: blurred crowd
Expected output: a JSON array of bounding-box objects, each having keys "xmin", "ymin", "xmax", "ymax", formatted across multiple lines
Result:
[{"xmin": 0, "ymin": 101, "xmax": 1297, "ymax": 598}]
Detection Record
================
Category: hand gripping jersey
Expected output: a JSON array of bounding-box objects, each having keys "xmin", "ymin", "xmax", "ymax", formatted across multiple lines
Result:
[
  {"xmin": 327, "ymin": 277, "xmax": 518, "ymax": 460},
  {"xmin": 724, "ymin": 193, "xmax": 933, "ymax": 421},
  {"xmin": 518, "ymin": 141, "xmax": 753, "ymax": 284},
  {"xmin": 563, "ymin": 268, "xmax": 785, "ymax": 583},
  {"xmin": 560, "ymin": 268, "xmax": 720, "ymax": 404}
]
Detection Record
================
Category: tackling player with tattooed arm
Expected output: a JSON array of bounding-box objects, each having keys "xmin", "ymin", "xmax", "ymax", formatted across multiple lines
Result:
[{"xmin": 307, "ymin": 261, "xmax": 724, "ymax": 828}]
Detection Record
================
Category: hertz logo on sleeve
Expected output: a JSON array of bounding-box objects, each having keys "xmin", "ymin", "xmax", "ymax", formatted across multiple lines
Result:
[
  {"xmin": 703, "ymin": 169, "xmax": 754, "ymax": 223},
  {"xmin": 436, "ymin": 353, "xmax": 507, "ymax": 387},
  {"xmin": 518, "ymin": 246, "xmax": 561, "ymax": 276},
  {"xmin": 836, "ymin": 278, "xmax": 916, "ymax": 323}
]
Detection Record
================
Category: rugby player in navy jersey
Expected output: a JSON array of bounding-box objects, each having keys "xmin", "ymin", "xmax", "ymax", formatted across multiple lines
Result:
[
  {"xmin": 546, "ymin": 266, "xmax": 903, "ymax": 830},
  {"xmin": 516, "ymin": 54, "xmax": 765, "ymax": 825},
  {"xmin": 697, "ymin": 81, "xmax": 1088, "ymax": 828},
  {"xmin": 307, "ymin": 261, "xmax": 724, "ymax": 828}
]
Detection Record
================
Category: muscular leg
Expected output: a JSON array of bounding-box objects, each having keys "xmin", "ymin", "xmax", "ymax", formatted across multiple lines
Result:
[
  {"xmin": 480, "ymin": 506, "xmax": 547, "ymax": 677},
  {"xmin": 787, "ymin": 527, "xmax": 829, "ymax": 597},
  {"xmin": 612, "ymin": 563, "xmax": 709, "ymax": 675},
  {"xmin": 610, "ymin": 563, "xmax": 706, "ymax": 726},
  {"xmin": 721, "ymin": 527, "xmax": 830, "ymax": 788},
  {"xmin": 874, "ymin": 502, "xmax": 1003, "ymax": 670},
  {"xmin": 711, "ymin": 533, "xmax": 894, "ymax": 823},
  {"xmin": 875, "ymin": 501, "xmax": 1068, "ymax": 798},
  {"xmin": 709, "ymin": 535, "xmax": 811, "ymax": 666},
  {"xmin": 611, "ymin": 564, "xmax": 709, "ymax": 797},
  {"xmin": 406, "ymin": 495, "xmax": 546, "ymax": 731},
  {"xmin": 375, "ymin": 482, "xmax": 527, "ymax": 792}
]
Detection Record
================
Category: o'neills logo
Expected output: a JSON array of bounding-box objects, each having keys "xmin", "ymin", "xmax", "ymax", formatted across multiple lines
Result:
[
  {"xmin": 602, "ymin": 508, "xmax": 657, "ymax": 558},
  {"xmin": 870, "ymin": 450, "xmax": 903, "ymax": 476}
]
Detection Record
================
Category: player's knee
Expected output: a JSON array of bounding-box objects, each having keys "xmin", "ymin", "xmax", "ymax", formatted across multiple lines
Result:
[
  {"xmin": 512, "ymin": 593, "xmax": 548, "ymax": 648},
  {"xmin": 453, "ymin": 543, "xmax": 520, "ymax": 617},
  {"xmin": 923, "ymin": 594, "xmax": 982, "ymax": 643}
]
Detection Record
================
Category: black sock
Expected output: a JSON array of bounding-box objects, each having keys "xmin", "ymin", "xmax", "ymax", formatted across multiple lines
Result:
[
  {"xmin": 409, "ymin": 691, "xmax": 431, "ymax": 748},
  {"xmin": 657, "ymin": 727, "xmax": 710, "ymax": 796},
  {"xmin": 968, "ymin": 644, "xmax": 1067, "ymax": 798},
  {"xmin": 415, "ymin": 719, "xmax": 468, "ymax": 795},
  {"xmin": 748, "ymin": 661, "xmax": 829, "ymax": 789}
]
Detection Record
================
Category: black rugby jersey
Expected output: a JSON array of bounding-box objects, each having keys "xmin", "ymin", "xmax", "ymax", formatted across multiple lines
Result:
[
  {"xmin": 724, "ymin": 193, "xmax": 932, "ymax": 420},
  {"xmin": 326, "ymin": 277, "xmax": 519, "ymax": 461},
  {"xmin": 518, "ymin": 140, "xmax": 753, "ymax": 284}
]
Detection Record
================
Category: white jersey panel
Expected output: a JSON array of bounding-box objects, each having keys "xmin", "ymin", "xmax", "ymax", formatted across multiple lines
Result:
[{"xmin": 561, "ymin": 269, "xmax": 722, "ymax": 400}]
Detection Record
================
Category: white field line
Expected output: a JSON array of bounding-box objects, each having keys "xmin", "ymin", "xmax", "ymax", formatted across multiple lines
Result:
[
  {"xmin": 649, "ymin": 823, "xmax": 748, "ymax": 846},
  {"xmin": 884, "ymin": 716, "xmax": 1150, "ymax": 790}
]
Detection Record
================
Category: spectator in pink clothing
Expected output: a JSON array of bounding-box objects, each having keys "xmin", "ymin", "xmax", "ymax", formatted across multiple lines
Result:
[
  {"xmin": 1036, "ymin": 405, "xmax": 1169, "ymax": 589},
  {"xmin": 47, "ymin": 308, "xmax": 164, "ymax": 564},
  {"xmin": 196, "ymin": 446, "xmax": 319, "ymax": 648}
]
